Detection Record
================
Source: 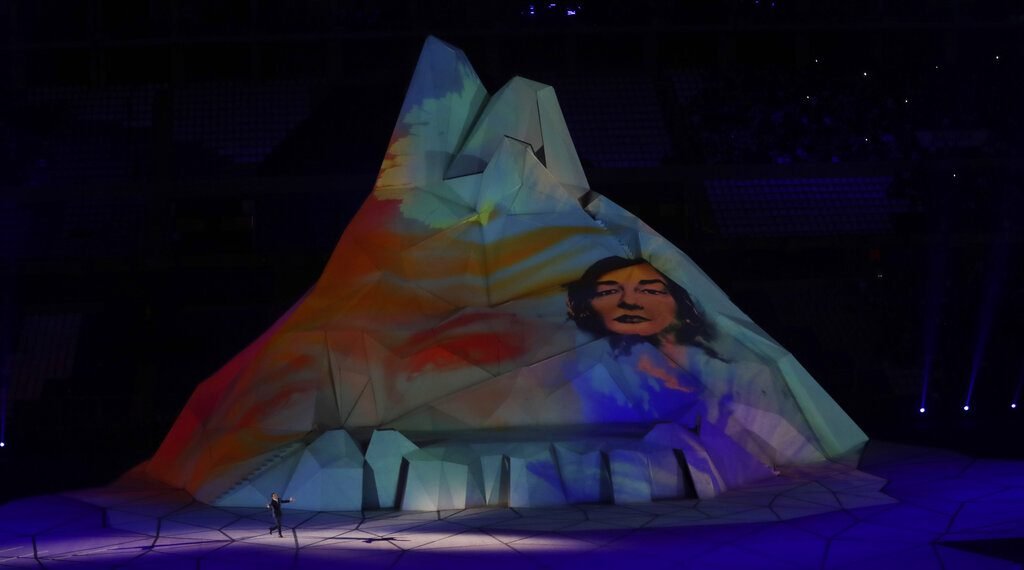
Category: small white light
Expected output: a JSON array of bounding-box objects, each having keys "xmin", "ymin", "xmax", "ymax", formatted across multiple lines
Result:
[
  {"xmin": 904, "ymin": 98, "xmax": 909, "ymax": 103},
  {"xmin": 935, "ymin": 65, "xmax": 940, "ymax": 69},
  {"xmin": 1012, "ymin": 403, "xmax": 1018, "ymax": 409},
  {"xmin": 953, "ymin": 173, "xmax": 957, "ymax": 178},
  {"xmin": 0, "ymin": 442, "xmax": 5, "ymax": 448},
  {"xmin": 864, "ymin": 137, "xmax": 870, "ymax": 143},
  {"xmin": 919, "ymin": 407, "xmax": 926, "ymax": 413},
  {"xmin": 995, "ymin": 55, "xmax": 1000, "ymax": 61},
  {"xmin": 863, "ymin": 72, "xmax": 868, "ymax": 77},
  {"xmin": 814, "ymin": 58, "xmax": 819, "ymax": 63},
  {"xmin": 963, "ymin": 405, "xmax": 970, "ymax": 411}
]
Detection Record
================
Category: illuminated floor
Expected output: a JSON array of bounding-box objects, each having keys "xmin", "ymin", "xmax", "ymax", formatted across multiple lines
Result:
[{"xmin": 1, "ymin": 442, "xmax": 1022, "ymax": 569}]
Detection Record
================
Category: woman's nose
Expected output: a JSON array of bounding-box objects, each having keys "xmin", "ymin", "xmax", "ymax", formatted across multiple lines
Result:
[{"xmin": 618, "ymin": 291, "xmax": 643, "ymax": 310}]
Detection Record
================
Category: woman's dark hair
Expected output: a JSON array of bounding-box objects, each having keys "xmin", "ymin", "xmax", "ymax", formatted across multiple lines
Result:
[{"xmin": 565, "ymin": 256, "xmax": 717, "ymax": 353}]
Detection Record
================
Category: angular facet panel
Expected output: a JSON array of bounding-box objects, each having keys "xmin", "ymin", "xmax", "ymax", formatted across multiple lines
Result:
[
  {"xmin": 401, "ymin": 447, "xmax": 474, "ymax": 511},
  {"xmin": 508, "ymin": 444, "xmax": 568, "ymax": 508},
  {"xmin": 643, "ymin": 445, "xmax": 688, "ymax": 500},
  {"xmin": 553, "ymin": 442, "xmax": 610, "ymax": 504},
  {"xmin": 283, "ymin": 430, "xmax": 363, "ymax": 511},
  {"xmin": 478, "ymin": 454, "xmax": 507, "ymax": 506},
  {"xmin": 608, "ymin": 449, "xmax": 653, "ymax": 504},
  {"xmin": 364, "ymin": 430, "xmax": 419, "ymax": 509}
]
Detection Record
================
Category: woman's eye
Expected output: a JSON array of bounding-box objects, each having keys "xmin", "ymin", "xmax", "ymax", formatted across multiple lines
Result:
[
  {"xmin": 642, "ymin": 289, "xmax": 668, "ymax": 295},
  {"xmin": 594, "ymin": 288, "xmax": 619, "ymax": 297}
]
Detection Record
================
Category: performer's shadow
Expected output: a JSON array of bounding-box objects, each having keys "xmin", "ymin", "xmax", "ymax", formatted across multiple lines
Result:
[{"xmin": 333, "ymin": 536, "xmax": 406, "ymax": 544}]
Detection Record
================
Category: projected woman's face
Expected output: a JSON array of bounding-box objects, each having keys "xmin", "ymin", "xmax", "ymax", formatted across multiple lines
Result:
[{"xmin": 590, "ymin": 263, "xmax": 678, "ymax": 337}]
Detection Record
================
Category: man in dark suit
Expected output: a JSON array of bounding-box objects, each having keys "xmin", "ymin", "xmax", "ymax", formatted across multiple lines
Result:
[{"xmin": 267, "ymin": 492, "xmax": 295, "ymax": 537}]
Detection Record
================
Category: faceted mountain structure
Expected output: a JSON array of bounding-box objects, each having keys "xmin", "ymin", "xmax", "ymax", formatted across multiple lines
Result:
[{"xmin": 145, "ymin": 36, "xmax": 867, "ymax": 508}]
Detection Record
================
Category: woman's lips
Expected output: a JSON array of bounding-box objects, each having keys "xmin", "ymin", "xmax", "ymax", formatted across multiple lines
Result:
[{"xmin": 614, "ymin": 314, "xmax": 650, "ymax": 323}]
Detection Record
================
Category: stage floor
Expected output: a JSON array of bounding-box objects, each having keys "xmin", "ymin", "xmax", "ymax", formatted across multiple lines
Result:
[{"xmin": 1, "ymin": 441, "xmax": 1022, "ymax": 569}]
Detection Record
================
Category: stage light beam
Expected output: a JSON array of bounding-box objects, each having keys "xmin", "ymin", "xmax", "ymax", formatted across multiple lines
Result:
[
  {"xmin": 919, "ymin": 227, "xmax": 949, "ymax": 417},
  {"xmin": 0, "ymin": 386, "xmax": 6, "ymax": 452},
  {"xmin": 1012, "ymin": 361, "xmax": 1024, "ymax": 413},
  {"xmin": 963, "ymin": 239, "xmax": 1009, "ymax": 416}
]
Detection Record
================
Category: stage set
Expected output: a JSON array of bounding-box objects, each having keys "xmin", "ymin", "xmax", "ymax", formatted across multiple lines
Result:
[{"xmin": 2, "ymin": 34, "xmax": 1023, "ymax": 569}]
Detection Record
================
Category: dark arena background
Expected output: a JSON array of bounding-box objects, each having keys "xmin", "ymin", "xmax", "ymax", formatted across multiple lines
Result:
[{"xmin": 2, "ymin": 1, "xmax": 1024, "ymax": 568}]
